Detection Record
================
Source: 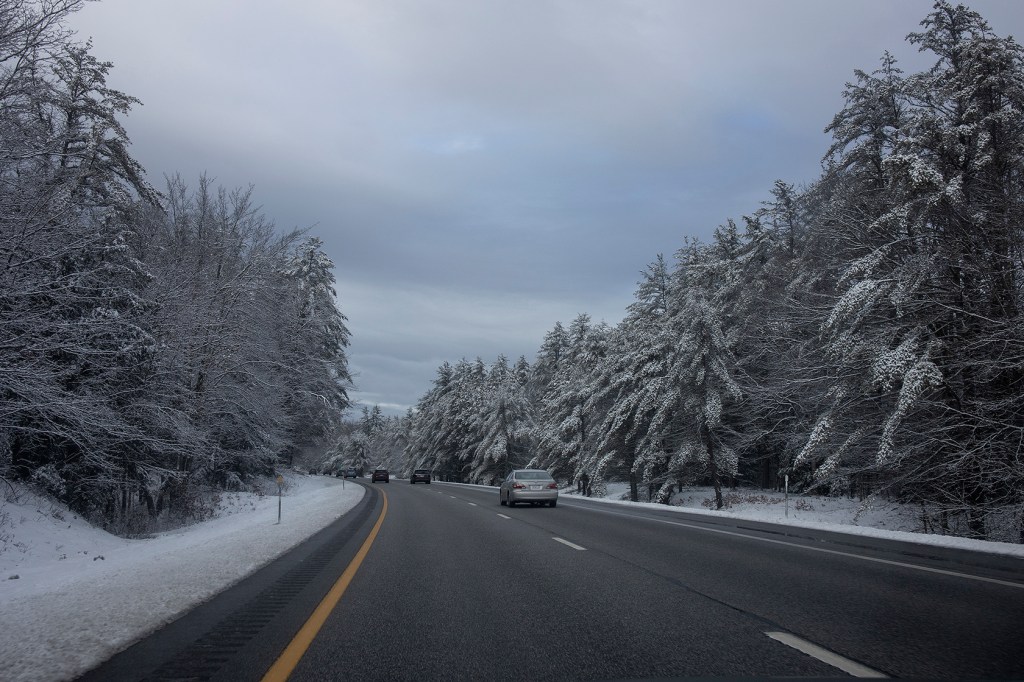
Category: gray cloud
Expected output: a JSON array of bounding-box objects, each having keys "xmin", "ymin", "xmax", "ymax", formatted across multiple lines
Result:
[{"xmin": 72, "ymin": 0, "xmax": 1024, "ymax": 414}]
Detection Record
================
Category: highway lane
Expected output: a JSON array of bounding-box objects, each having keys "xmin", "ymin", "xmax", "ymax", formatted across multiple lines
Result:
[
  {"xmin": 76, "ymin": 478, "xmax": 1024, "ymax": 680},
  {"xmin": 289, "ymin": 480, "xmax": 838, "ymax": 680},
  {"xmin": 289, "ymin": 480, "xmax": 1024, "ymax": 680},
  {"xmin": 496, "ymin": 483, "xmax": 1024, "ymax": 678},
  {"xmin": 487, "ymin": 489, "xmax": 1024, "ymax": 679}
]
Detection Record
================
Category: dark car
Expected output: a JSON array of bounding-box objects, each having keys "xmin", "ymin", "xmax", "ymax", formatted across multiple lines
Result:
[
  {"xmin": 410, "ymin": 469, "xmax": 431, "ymax": 484},
  {"xmin": 372, "ymin": 468, "xmax": 389, "ymax": 483}
]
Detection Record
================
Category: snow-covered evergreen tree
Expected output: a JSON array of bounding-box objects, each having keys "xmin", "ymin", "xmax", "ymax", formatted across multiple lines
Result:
[
  {"xmin": 280, "ymin": 236, "xmax": 352, "ymax": 463},
  {"xmin": 814, "ymin": 1, "xmax": 1024, "ymax": 537},
  {"xmin": 668, "ymin": 287, "xmax": 741, "ymax": 509},
  {"xmin": 534, "ymin": 314, "xmax": 609, "ymax": 489},
  {"xmin": 587, "ymin": 256, "xmax": 675, "ymax": 501},
  {"xmin": 469, "ymin": 355, "xmax": 536, "ymax": 481}
]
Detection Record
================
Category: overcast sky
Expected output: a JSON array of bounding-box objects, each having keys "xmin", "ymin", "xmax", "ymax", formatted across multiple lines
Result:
[{"xmin": 70, "ymin": 0, "xmax": 1023, "ymax": 415}]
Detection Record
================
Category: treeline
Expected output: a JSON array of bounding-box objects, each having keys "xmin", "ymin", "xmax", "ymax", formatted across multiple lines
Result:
[
  {"xmin": 0, "ymin": 1, "xmax": 351, "ymax": 531},
  {"xmin": 318, "ymin": 405, "xmax": 412, "ymax": 476},
  {"xmin": 405, "ymin": 2, "xmax": 1024, "ymax": 542}
]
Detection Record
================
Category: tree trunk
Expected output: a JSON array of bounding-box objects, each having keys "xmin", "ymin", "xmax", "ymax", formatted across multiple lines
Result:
[
  {"xmin": 967, "ymin": 506, "xmax": 986, "ymax": 539},
  {"xmin": 140, "ymin": 486, "xmax": 157, "ymax": 518},
  {"xmin": 707, "ymin": 430, "xmax": 724, "ymax": 510}
]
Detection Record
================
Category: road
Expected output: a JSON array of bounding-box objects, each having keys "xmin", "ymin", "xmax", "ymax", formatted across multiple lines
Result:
[{"xmin": 81, "ymin": 479, "xmax": 1024, "ymax": 680}]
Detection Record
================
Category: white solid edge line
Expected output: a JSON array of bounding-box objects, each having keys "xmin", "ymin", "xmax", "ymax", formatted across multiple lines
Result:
[
  {"xmin": 562, "ymin": 503, "xmax": 1024, "ymax": 590},
  {"xmin": 766, "ymin": 632, "xmax": 887, "ymax": 678},
  {"xmin": 497, "ymin": 513, "xmax": 511, "ymax": 519},
  {"xmin": 552, "ymin": 537, "xmax": 587, "ymax": 551}
]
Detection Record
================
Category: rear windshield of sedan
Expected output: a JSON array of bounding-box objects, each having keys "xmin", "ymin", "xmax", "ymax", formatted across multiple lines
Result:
[{"xmin": 517, "ymin": 471, "xmax": 553, "ymax": 480}]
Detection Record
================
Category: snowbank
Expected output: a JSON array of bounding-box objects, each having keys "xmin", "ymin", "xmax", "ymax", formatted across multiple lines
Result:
[{"xmin": 0, "ymin": 474, "xmax": 364, "ymax": 682}]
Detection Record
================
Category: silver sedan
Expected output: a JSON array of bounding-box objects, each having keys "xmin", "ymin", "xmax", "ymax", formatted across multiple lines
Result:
[{"xmin": 499, "ymin": 469, "xmax": 559, "ymax": 507}]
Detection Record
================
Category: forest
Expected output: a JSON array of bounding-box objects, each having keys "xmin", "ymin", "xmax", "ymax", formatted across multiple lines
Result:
[
  {"xmin": 2, "ymin": 1, "xmax": 1022, "ymax": 545},
  {"xmin": 402, "ymin": 2, "xmax": 1024, "ymax": 543},
  {"xmin": 0, "ymin": 0, "xmax": 352, "ymax": 533}
]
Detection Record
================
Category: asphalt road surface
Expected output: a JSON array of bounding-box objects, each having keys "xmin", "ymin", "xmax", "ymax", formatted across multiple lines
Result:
[{"xmin": 81, "ymin": 479, "xmax": 1024, "ymax": 681}]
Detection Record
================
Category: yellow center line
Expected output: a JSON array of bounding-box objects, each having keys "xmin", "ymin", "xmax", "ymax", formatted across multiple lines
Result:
[{"xmin": 261, "ymin": 490, "xmax": 388, "ymax": 682}]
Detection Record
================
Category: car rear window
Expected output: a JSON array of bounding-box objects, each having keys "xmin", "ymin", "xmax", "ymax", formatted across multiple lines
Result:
[{"xmin": 517, "ymin": 471, "xmax": 553, "ymax": 481}]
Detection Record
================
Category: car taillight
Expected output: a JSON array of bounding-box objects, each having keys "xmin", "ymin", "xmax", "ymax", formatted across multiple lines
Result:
[
  {"xmin": 513, "ymin": 483, "xmax": 526, "ymax": 489},
  {"xmin": 547, "ymin": 482, "xmax": 558, "ymax": 489}
]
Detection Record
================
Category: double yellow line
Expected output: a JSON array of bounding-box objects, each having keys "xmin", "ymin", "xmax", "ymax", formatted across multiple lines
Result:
[{"xmin": 262, "ymin": 490, "xmax": 388, "ymax": 682}]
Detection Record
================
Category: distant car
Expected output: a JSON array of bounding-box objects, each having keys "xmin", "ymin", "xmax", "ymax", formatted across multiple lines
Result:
[
  {"xmin": 343, "ymin": 467, "xmax": 358, "ymax": 478},
  {"xmin": 499, "ymin": 469, "xmax": 558, "ymax": 507},
  {"xmin": 372, "ymin": 468, "xmax": 389, "ymax": 483},
  {"xmin": 410, "ymin": 469, "xmax": 431, "ymax": 484}
]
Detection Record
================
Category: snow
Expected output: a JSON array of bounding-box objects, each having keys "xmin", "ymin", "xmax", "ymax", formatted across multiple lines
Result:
[
  {"xmin": 2, "ymin": 476, "xmax": 1021, "ymax": 682},
  {"xmin": 0, "ymin": 474, "xmax": 363, "ymax": 682}
]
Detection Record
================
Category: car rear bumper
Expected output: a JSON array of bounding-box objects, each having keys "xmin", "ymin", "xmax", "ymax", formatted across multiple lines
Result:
[{"xmin": 509, "ymin": 489, "xmax": 558, "ymax": 503}]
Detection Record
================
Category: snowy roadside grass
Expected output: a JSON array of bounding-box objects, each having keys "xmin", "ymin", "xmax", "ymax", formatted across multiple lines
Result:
[
  {"xmin": 0, "ymin": 474, "xmax": 364, "ymax": 682},
  {"xmin": 564, "ymin": 483, "xmax": 1024, "ymax": 558}
]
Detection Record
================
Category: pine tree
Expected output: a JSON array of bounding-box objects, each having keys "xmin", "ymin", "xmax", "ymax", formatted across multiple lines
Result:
[
  {"xmin": 470, "ymin": 355, "xmax": 536, "ymax": 481},
  {"xmin": 670, "ymin": 288, "xmax": 741, "ymax": 509},
  {"xmin": 535, "ymin": 315, "xmax": 609, "ymax": 489},
  {"xmin": 280, "ymin": 236, "xmax": 352, "ymax": 463},
  {"xmin": 588, "ymin": 256, "xmax": 675, "ymax": 501},
  {"xmin": 813, "ymin": 1, "xmax": 1024, "ymax": 537}
]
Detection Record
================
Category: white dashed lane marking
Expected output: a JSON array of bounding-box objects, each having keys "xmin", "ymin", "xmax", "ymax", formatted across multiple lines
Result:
[
  {"xmin": 765, "ymin": 632, "xmax": 886, "ymax": 678},
  {"xmin": 552, "ymin": 537, "xmax": 587, "ymax": 551}
]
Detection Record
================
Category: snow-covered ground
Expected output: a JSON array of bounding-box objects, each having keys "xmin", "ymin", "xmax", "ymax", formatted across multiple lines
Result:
[
  {"xmin": 2, "ymin": 477, "xmax": 1022, "ymax": 682},
  {"xmin": 0, "ymin": 474, "xmax": 363, "ymax": 682}
]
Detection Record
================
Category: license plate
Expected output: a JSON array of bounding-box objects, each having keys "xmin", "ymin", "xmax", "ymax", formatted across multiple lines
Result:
[{"xmin": 530, "ymin": 485, "xmax": 542, "ymax": 490}]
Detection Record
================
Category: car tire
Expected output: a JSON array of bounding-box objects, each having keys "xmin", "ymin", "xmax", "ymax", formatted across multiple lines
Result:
[
  {"xmin": 550, "ymin": 500, "xmax": 557, "ymax": 508},
  {"xmin": 499, "ymin": 493, "xmax": 505, "ymax": 506},
  {"xmin": 507, "ymin": 495, "xmax": 515, "ymax": 508}
]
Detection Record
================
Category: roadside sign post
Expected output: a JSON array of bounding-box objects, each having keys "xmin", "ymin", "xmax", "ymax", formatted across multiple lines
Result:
[
  {"xmin": 784, "ymin": 474, "xmax": 789, "ymax": 518},
  {"xmin": 276, "ymin": 474, "xmax": 284, "ymax": 524}
]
